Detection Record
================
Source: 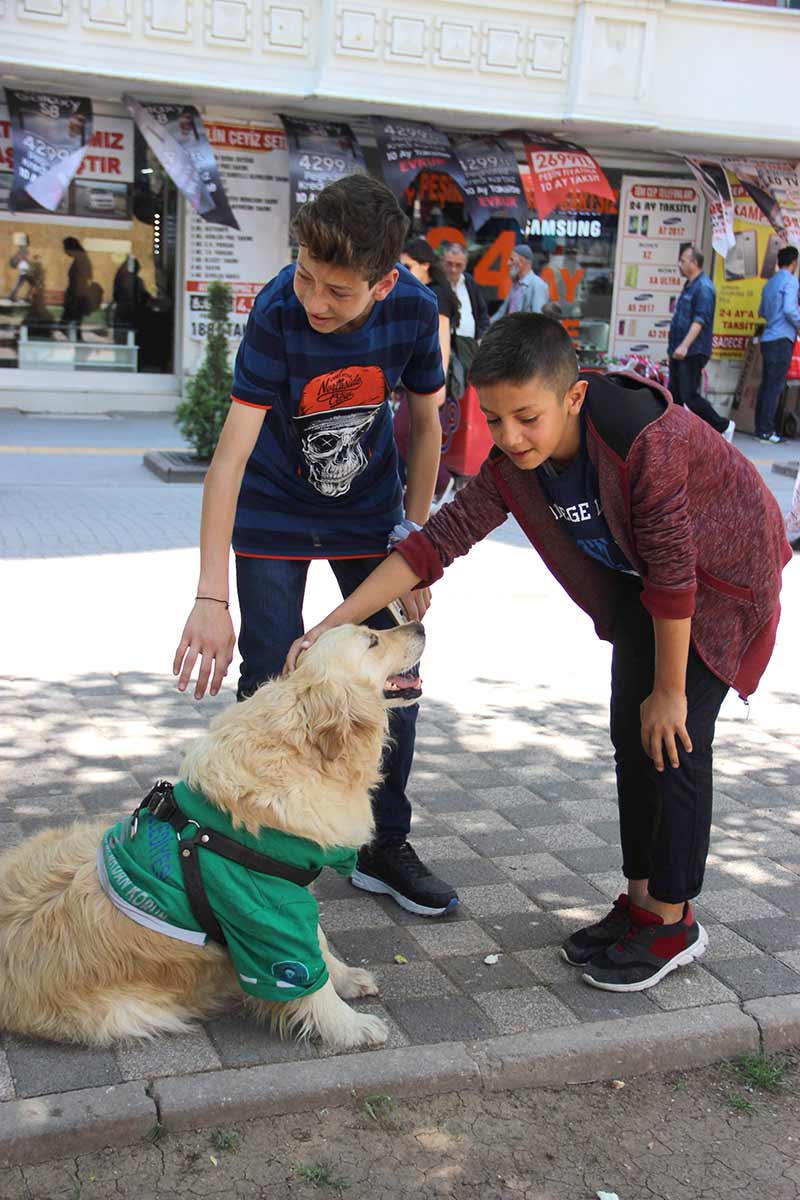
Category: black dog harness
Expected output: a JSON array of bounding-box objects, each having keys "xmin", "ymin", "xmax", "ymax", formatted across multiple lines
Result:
[{"xmin": 130, "ymin": 781, "xmax": 321, "ymax": 947}]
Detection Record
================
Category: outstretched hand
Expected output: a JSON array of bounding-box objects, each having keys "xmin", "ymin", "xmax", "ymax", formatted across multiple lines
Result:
[{"xmin": 173, "ymin": 601, "xmax": 236, "ymax": 699}]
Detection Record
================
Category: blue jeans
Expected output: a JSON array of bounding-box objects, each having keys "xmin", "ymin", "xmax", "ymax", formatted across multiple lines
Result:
[
  {"xmin": 668, "ymin": 355, "xmax": 728, "ymax": 434},
  {"xmin": 235, "ymin": 554, "xmax": 416, "ymax": 846},
  {"xmin": 756, "ymin": 338, "xmax": 793, "ymax": 437}
]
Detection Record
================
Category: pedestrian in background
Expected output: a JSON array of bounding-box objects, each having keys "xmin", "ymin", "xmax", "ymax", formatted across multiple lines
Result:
[
  {"xmin": 755, "ymin": 245, "xmax": 800, "ymax": 444},
  {"xmin": 61, "ymin": 237, "xmax": 93, "ymax": 342},
  {"xmin": 668, "ymin": 246, "xmax": 734, "ymax": 441},
  {"xmin": 441, "ymin": 242, "xmax": 490, "ymax": 344},
  {"xmin": 397, "ymin": 237, "xmax": 460, "ymax": 505},
  {"xmin": 492, "ymin": 245, "xmax": 549, "ymax": 321}
]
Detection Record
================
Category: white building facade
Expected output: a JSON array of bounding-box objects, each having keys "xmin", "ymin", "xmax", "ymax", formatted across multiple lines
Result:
[{"xmin": 1, "ymin": 0, "xmax": 798, "ymax": 414}]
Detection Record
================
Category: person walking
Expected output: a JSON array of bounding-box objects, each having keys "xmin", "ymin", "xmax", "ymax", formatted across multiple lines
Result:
[
  {"xmin": 668, "ymin": 246, "xmax": 734, "ymax": 441},
  {"xmin": 491, "ymin": 245, "xmax": 550, "ymax": 321},
  {"xmin": 61, "ymin": 237, "xmax": 93, "ymax": 342},
  {"xmin": 755, "ymin": 245, "xmax": 800, "ymax": 444},
  {"xmin": 441, "ymin": 242, "xmax": 490, "ymax": 343}
]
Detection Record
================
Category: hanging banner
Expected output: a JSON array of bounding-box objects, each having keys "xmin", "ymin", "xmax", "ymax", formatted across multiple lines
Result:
[
  {"xmin": 522, "ymin": 133, "xmax": 615, "ymax": 220},
  {"xmin": 4, "ymin": 89, "xmax": 92, "ymax": 213},
  {"xmin": 684, "ymin": 156, "xmax": 736, "ymax": 258},
  {"xmin": 712, "ymin": 177, "xmax": 779, "ymax": 362},
  {"xmin": 123, "ymin": 97, "xmax": 238, "ymax": 229},
  {"xmin": 183, "ymin": 121, "xmax": 290, "ymax": 370},
  {"xmin": 370, "ymin": 117, "xmax": 457, "ymax": 199},
  {"xmin": 450, "ymin": 136, "xmax": 527, "ymax": 232},
  {"xmin": 724, "ymin": 158, "xmax": 800, "ymax": 249},
  {"xmin": 610, "ymin": 177, "xmax": 705, "ymax": 362},
  {"xmin": 279, "ymin": 115, "xmax": 365, "ymax": 220}
]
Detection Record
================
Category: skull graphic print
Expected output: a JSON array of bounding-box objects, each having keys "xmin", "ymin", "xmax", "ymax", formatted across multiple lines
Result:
[{"xmin": 294, "ymin": 365, "xmax": 389, "ymax": 498}]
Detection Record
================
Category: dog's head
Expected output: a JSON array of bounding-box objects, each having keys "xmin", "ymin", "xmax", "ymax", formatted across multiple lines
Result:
[{"xmin": 292, "ymin": 623, "xmax": 424, "ymax": 761}]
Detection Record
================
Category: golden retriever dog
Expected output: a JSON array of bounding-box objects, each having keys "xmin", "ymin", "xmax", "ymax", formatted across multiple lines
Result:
[{"xmin": 0, "ymin": 622, "xmax": 425, "ymax": 1050}]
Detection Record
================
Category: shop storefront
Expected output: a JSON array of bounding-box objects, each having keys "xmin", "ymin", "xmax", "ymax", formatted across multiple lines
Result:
[
  {"xmin": 0, "ymin": 101, "xmax": 179, "ymax": 384},
  {"xmin": 4, "ymin": 83, "xmax": 796, "ymax": 425}
]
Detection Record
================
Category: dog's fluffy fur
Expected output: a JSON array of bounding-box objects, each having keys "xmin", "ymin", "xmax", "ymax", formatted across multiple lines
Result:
[{"xmin": 0, "ymin": 623, "xmax": 425, "ymax": 1049}]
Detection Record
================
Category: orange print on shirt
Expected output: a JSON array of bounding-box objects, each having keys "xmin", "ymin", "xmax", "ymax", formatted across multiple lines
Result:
[{"xmin": 299, "ymin": 365, "xmax": 388, "ymax": 417}]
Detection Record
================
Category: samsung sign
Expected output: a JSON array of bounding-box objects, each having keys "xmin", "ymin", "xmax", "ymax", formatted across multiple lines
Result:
[{"xmin": 525, "ymin": 216, "xmax": 603, "ymax": 238}]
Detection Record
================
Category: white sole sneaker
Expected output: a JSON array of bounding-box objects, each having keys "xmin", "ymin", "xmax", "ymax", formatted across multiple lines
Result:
[
  {"xmin": 582, "ymin": 922, "xmax": 709, "ymax": 992},
  {"xmin": 350, "ymin": 869, "xmax": 458, "ymax": 917}
]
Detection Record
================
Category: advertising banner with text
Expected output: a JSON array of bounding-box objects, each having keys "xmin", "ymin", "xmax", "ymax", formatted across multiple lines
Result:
[
  {"xmin": 711, "ymin": 179, "xmax": 777, "ymax": 361},
  {"xmin": 610, "ymin": 177, "xmax": 705, "ymax": 362},
  {"xmin": 183, "ymin": 121, "xmax": 290, "ymax": 370},
  {"xmin": 280, "ymin": 115, "xmax": 365, "ymax": 221},
  {"xmin": 125, "ymin": 97, "xmax": 238, "ymax": 229},
  {"xmin": 4, "ymin": 89, "xmax": 93, "ymax": 213}
]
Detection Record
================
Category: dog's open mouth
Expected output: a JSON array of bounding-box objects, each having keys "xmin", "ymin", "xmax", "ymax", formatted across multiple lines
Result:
[{"xmin": 383, "ymin": 670, "xmax": 422, "ymax": 701}]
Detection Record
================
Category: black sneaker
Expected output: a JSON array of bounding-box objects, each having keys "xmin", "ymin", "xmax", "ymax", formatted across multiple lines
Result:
[
  {"xmin": 582, "ymin": 901, "xmax": 708, "ymax": 992},
  {"xmin": 351, "ymin": 842, "xmax": 459, "ymax": 917},
  {"xmin": 560, "ymin": 894, "xmax": 633, "ymax": 966}
]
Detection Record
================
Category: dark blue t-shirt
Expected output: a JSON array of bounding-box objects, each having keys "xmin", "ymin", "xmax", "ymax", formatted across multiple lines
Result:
[
  {"xmin": 231, "ymin": 264, "xmax": 445, "ymax": 559},
  {"xmin": 536, "ymin": 418, "xmax": 637, "ymax": 575}
]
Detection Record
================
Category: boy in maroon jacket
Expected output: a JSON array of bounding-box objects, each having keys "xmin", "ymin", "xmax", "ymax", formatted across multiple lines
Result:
[{"xmin": 286, "ymin": 314, "xmax": 791, "ymax": 993}]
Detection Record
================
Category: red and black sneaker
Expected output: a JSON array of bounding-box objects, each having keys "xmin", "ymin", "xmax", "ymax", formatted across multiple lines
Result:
[
  {"xmin": 560, "ymin": 894, "xmax": 633, "ymax": 966},
  {"xmin": 582, "ymin": 901, "xmax": 708, "ymax": 992}
]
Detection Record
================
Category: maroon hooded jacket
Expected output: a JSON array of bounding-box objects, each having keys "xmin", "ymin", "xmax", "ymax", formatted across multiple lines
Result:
[{"xmin": 396, "ymin": 372, "xmax": 791, "ymax": 699}]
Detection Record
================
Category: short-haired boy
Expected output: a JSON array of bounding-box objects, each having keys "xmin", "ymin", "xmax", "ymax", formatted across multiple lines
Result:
[
  {"xmin": 173, "ymin": 175, "xmax": 459, "ymax": 918},
  {"xmin": 286, "ymin": 313, "xmax": 791, "ymax": 992}
]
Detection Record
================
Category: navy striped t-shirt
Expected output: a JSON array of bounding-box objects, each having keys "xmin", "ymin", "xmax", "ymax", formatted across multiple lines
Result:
[{"xmin": 231, "ymin": 263, "xmax": 445, "ymax": 559}]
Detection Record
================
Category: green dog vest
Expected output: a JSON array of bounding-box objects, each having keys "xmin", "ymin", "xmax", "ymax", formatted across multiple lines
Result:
[{"xmin": 98, "ymin": 780, "xmax": 357, "ymax": 1002}]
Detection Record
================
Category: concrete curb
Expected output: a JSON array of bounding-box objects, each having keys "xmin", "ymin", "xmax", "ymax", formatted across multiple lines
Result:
[
  {"xmin": 0, "ymin": 1082, "xmax": 155, "ymax": 1169},
  {"xmin": 142, "ymin": 450, "xmax": 208, "ymax": 482},
  {"xmin": 744, "ymin": 994, "xmax": 800, "ymax": 1055},
  {"xmin": 0, "ymin": 1002, "xmax": 791, "ymax": 1166},
  {"xmin": 153, "ymin": 1042, "xmax": 479, "ymax": 1134},
  {"xmin": 471, "ymin": 1004, "xmax": 758, "ymax": 1091},
  {"xmin": 771, "ymin": 459, "xmax": 799, "ymax": 479}
]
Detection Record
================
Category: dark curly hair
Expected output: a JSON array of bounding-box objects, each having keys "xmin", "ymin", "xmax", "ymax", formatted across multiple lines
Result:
[{"xmin": 291, "ymin": 175, "xmax": 409, "ymax": 285}]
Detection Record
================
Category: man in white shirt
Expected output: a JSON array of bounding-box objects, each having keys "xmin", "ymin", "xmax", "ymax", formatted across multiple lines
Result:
[{"xmin": 442, "ymin": 243, "xmax": 490, "ymax": 341}]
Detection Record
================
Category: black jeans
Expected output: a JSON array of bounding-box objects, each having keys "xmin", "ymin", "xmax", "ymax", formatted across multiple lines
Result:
[
  {"xmin": 235, "ymin": 553, "xmax": 417, "ymax": 846},
  {"xmin": 668, "ymin": 354, "xmax": 728, "ymax": 434},
  {"xmin": 610, "ymin": 579, "xmax": 728, "ymax": 903},
  {"xmin": 756, "ymin": 338, "xmax": 793, "ymax": 437}
]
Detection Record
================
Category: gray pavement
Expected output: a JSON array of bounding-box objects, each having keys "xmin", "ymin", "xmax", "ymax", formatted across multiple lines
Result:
[{"xmin": 0, "ymin": 407, "xmax": 799, "ymax": 1160}]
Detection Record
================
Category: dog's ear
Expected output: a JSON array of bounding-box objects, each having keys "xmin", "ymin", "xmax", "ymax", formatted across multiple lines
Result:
[{"xmin": 298, "ymin": 677, "xmax": 382, "ymax": 763}]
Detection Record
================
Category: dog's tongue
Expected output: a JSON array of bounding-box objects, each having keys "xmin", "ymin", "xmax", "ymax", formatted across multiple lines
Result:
[{"xmin": 385, "ymin": 671, "xmax": 421, "ymax": 691}]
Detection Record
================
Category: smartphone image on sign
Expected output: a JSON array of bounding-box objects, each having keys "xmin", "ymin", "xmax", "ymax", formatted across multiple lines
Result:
[
  {"xmin": 624, "ymin": 265, "xmax": 639, "ymax": 288},
  {"xmin": 725, "ymin": 229, "xmax": 758, "ymax": 281},
  {"xmin": 761, "ymin": 234, "xmax": 784, "ymax": 279},
  {"xmin": 641, "ymin": 215, "xmax": 649, "ymax": 236},
  {"xmin": 628, "ymin": 215, "xmax": 639, "ymax": 234}
]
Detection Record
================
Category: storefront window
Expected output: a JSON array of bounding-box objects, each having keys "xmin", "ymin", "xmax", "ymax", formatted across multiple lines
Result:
[
  {"xmin": 402, "ymin": 165, "xmax": 621, "ymax": 366},
  {"xmin": 0, "ymin": 110, "xmax": 177, "ymax": 373}
]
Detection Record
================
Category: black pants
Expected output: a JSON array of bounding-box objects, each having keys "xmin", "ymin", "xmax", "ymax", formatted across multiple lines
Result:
[
  {"xmin": 610, "ymin": 578, "xmax": 728, "ymax": 903},
  {"xmin": 668, "ymin": 355, "xmax": 728, "ymax": 434}
]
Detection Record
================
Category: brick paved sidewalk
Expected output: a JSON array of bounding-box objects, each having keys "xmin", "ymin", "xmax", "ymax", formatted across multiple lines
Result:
[
  {"xmin": 0, "ymin": 410, "xmax": 798, "ymax": 1146},
  {"xmin": 1, "ymin": 663, "xmax": 799, "ymax": 1106}
]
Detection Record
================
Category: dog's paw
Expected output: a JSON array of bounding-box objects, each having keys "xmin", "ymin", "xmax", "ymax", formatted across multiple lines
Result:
[
  {"xmin": 348, "ymin": 1012, "xmax": 388, "ymax": 1048},
  {"xmin": 336, "ymin": 967, "xmax": 379, "ymax": 1000}
]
